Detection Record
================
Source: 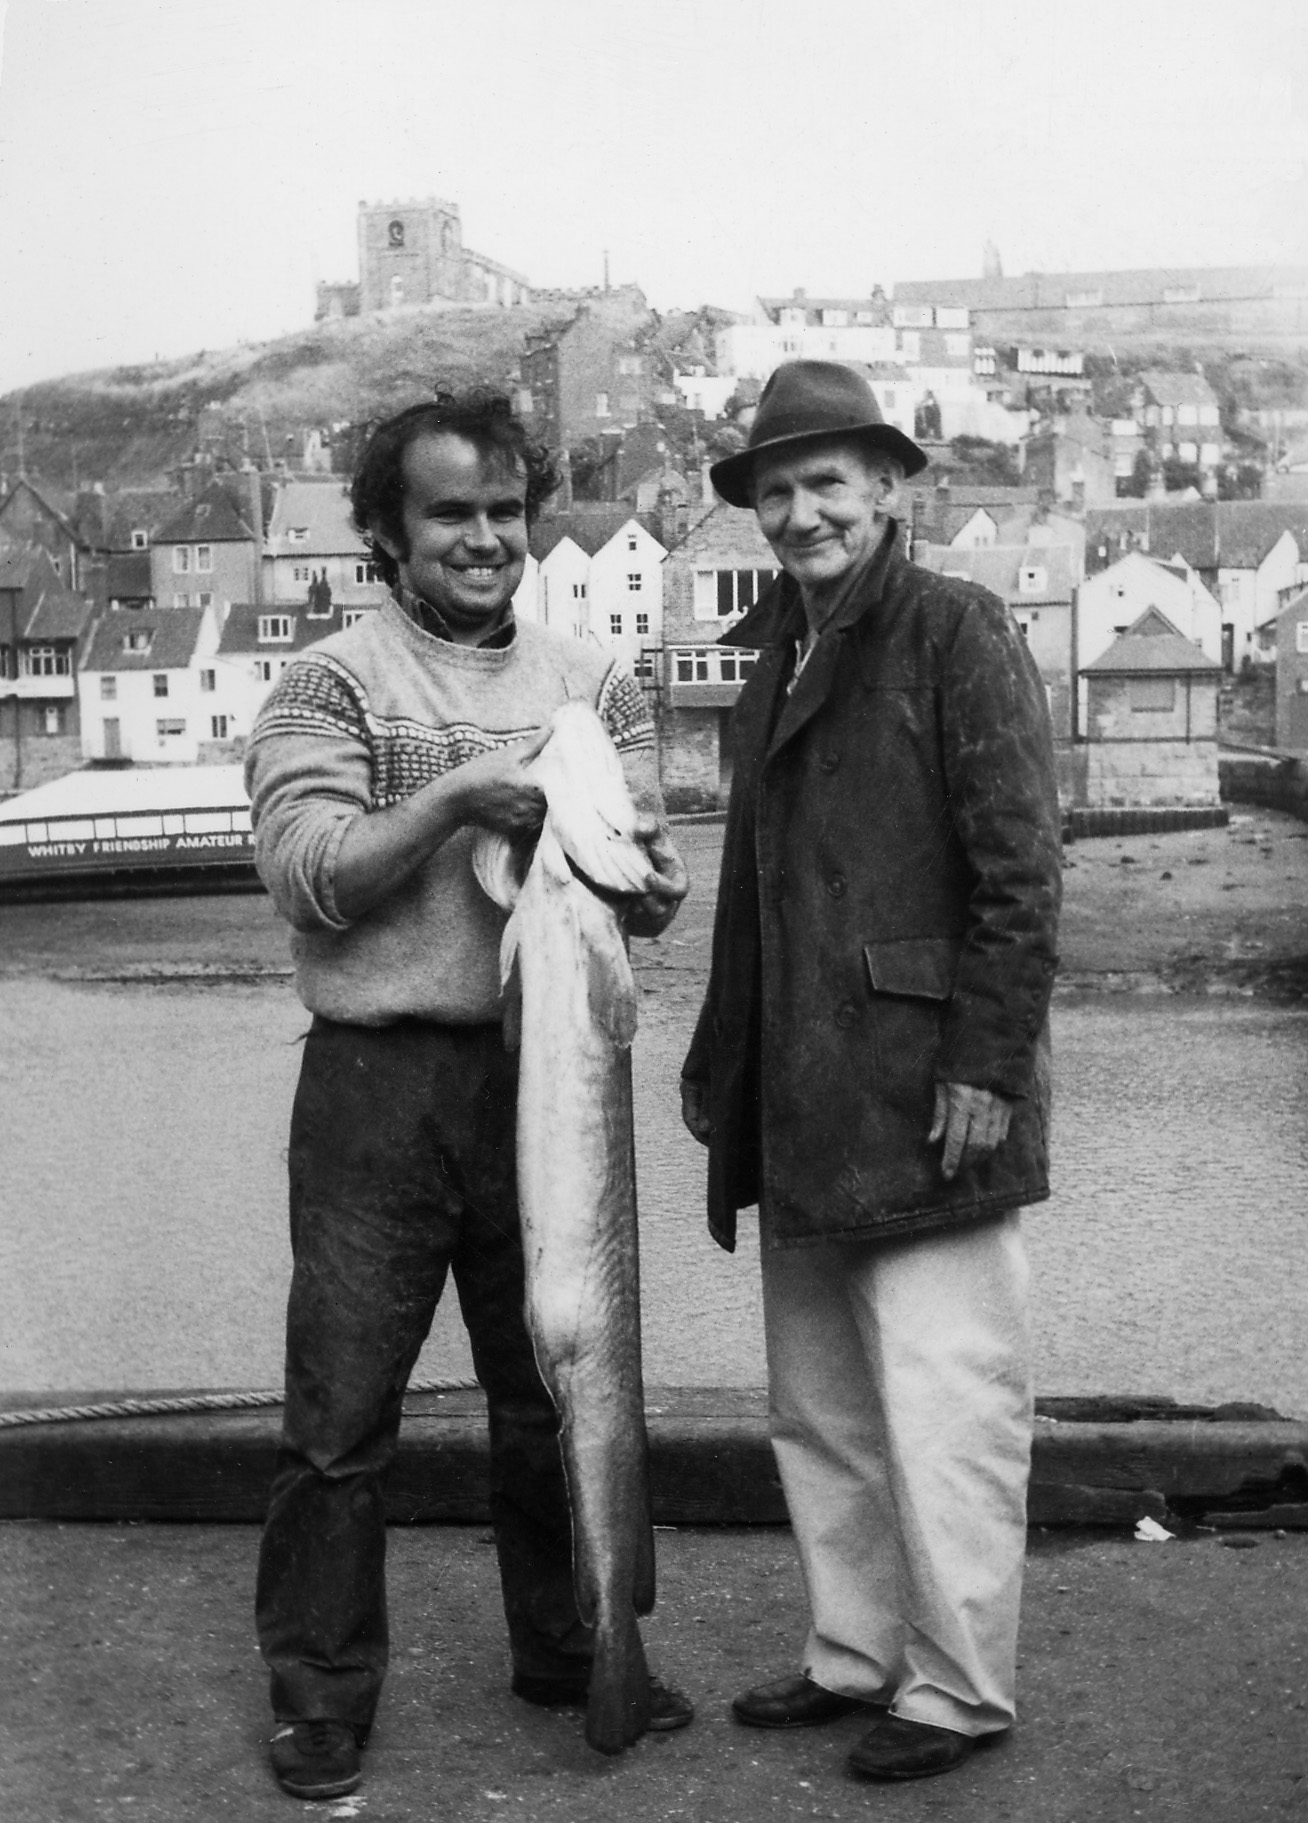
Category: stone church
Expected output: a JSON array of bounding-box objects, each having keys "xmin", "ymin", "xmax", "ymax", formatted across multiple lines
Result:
[{"xmin": 316, "ymin": 197, "xmax": 530, "ymax": 319}]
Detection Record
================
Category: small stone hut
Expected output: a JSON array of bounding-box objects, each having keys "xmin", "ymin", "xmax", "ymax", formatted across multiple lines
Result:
[{"xmin": 1080, "ymin": 606, "xmax": 1222, "ymax": 805}]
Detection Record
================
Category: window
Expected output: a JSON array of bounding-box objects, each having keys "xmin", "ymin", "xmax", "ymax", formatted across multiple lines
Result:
[
  {"xmin": 200, "ymin": 669, "xmax": 216, "ymax": 692},
  {"xmin": 254, "ymin": 660, "xmax": 274, "ymax": 682},
  {"xmin": 100, "ymin": 675, "xmax": 117, "ymax": 700},
  {"xmin": 23, "ymin": 645, "xmax": 68, "ymax": 676},
  {"xmin": 259, "ymin": 614, "xmax": 293, "ymax": 642},
  {"xmin": 195, "ymin": 545, "xmax": 212, "ymax": 572},
  {"xmin": 694, "ymin": 568, "xmax": 780, "ymax": 620},
  {"xmin": 131, "ymin": 529, "xmax": 148, "ymax": 551},
  {"xmin": 671, "ymin": 646, "xmax": 759, "ymax": 686},
  {"xmin": 1129, "ymin": 677, "xmax": 1176, "ymax": 712},
  {"xmin": 572, "ymin": 583, "xmax": 587, "ymax": 600},
  {"xmin": 595, "ymin": 392, "xmax": 610, "ymax": 417},
  {"xmin": 123, "ymin": 630, "xmax": 151, "ymax": 653},
  {"xmin": 627, "ymin": 535, "xmax": 638, "ymax": 552},
  {"xmin": 153, "ymin": 674, "xmax": 169, "ymax": 697},
  {"xmin": 343, "ymin": 609, "xmax": 369, "ymax": 628},
  {"xmin": 293, "ymin": 566, "xmax": 311, "ymax": 582},
  {"xmin": 156, "ymin": 718, "xmax": 186, "ymax": 737},
  {"xmin": 354, "ymin": 562, "xmax": 380, "ymax": 585},
  {"xmin": 197, "ymin": 592, "xmax": 213, "ymax": 610},
  {"xmin": 43, "ymin": 705, "xmax": 63, "ymax": 736},
  {"xmin": 210, "ymin": 715, "xmax": 229, "ymax": 739},
  {"xmin": 287, "ymin": 528, "xmax": 309, "ymax": 544},
  {"xmin": 627, "ymin": 573, "xmax": 642, "ymax": 591},
  {"xmin": 610, "ymin": 614, "xmax": 623, "ymax": 636},
  {"xmin": 1018, "ymin": 566, "xmax": 1046, "ymax": 595},
  {"xmin": 173, "ymin": 546, "xmax": 192, "ymax": 573},
  {"xmin": 635, "ymin": 612, "xmax": 649, "ymax": 635},
  {"xmin": 633, "ymin": 653, "xmax": 655, "ymax": 679},
  {"xmin": 1296, "ymin": 622, "xmax": 1308, "ymax": 655},
  {"xmin": 173, "ymin": 593, "xmax": 192, "ymax": 608}
]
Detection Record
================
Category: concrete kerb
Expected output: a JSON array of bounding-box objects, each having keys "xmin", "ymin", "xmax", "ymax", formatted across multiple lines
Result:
[{"xmin": 3, "ymin": 1387, "xmax": 1307, "ymax": 1532}]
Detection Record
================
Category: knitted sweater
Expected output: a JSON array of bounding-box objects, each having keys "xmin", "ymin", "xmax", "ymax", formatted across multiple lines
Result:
[{"xmin": 245, "ymin": 598, "xmax": 659, "ymax": 1026}]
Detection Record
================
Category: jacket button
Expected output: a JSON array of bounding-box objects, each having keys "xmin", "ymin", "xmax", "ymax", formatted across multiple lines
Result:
[
  {"xmin": 820, "ymin": 751, "xmax": 840, "ymax": 773},
  {"xmin": 827, "ymin": 873, "xmax": 847, "ymax": 898},
  {"xmin": 834, "ymin": 1000, "xmax": 858, "ymax": 1028}
]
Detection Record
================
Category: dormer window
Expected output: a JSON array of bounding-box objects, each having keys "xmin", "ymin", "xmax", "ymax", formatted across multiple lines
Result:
[
  {"xmin": 131, "ymin": 529, "xmax": 148, "ymax": 550},
  {"xmin": 123, "ymin": 630, "xmax": 152, "ymax": 653},
  {"xmin": 288, "ymin": 528, "xmax": 310, "ymax": 543},
  {"xmin": 259, "ymin": 614, "xmax": 293, "ymax": 643},
  {"xmin": 1019, "ymin": 566, "xmax": 1046, "ymax": 595}
]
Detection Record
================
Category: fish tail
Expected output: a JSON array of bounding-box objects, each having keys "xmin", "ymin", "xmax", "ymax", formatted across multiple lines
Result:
[{"xmin": 584, "ymin": 1605, "xmax": 652, "ymax": 1754}]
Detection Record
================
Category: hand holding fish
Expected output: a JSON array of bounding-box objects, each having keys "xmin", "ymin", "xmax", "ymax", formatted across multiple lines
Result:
[
  {"xmin": 451, "ymin": 728, "xmax": 552, "ymax": 836},
  {"xmin": 624, "ymin": 814, "xmax": 690, "ymax": 938}
]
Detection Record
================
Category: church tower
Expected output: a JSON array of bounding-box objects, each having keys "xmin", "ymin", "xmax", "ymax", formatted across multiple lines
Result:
[{"xmin": 357, "ymin": 198, "xmax": 466, "ymax": 311}]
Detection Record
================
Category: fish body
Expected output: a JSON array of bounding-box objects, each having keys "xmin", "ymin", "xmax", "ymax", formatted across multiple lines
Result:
[{"xmin": 474, "ymin": 702, "xmax": 657, "ymax": 1754}]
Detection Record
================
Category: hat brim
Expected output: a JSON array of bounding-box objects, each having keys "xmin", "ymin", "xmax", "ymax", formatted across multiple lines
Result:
[{"xmin": 710, "ymin": 422, "xmax": 929, "ymax": 509}]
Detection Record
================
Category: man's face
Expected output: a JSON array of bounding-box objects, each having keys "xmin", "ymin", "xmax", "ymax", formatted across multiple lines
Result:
[
  {"xmin": 380, "ymin": 431, "xmax": 529, "ymax": 637},
  {"xmin": 752, "ymin": 438, "xmax": 895, "ymax": 597}
]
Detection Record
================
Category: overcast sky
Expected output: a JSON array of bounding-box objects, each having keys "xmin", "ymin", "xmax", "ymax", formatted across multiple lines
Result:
[{"xmin": 1, "ymin": 0, "xmax": 1306, "ymax": 395}]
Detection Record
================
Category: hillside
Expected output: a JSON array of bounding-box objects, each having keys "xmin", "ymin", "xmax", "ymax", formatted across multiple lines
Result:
[{"xmin": 0, "ymin": 302, "xmax": 579, "ymax": 491}]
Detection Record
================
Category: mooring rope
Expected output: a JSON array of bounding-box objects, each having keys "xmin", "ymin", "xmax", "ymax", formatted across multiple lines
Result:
[{"xmin": 0, "ymin": 1379, "xmax": 482, "ymax": 1430}]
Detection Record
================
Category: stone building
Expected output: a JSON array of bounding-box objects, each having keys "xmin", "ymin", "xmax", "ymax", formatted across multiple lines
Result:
[
  {"xmin": 1079, "ymin": 607, "xmax": 1222, "ymax": 806},
  {"xmin": 520, "ymin": 288, "xmax": 654, "ymax": 448},
  {"xmin": 0, "ymin": 546, "xmax": 93, "ymax": 790},
  {"xmin": 316, "ymin": 198, "xmax": 530, "ymax": 319}
]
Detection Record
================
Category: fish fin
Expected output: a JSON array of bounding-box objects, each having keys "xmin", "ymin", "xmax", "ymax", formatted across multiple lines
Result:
[
  {"xmin": 585, "ymin": 924, "xmax": 638, "ymax": 1049},
  {"xmin": 585, "ymin": 1610, "xmax": 652, "ymax": 1755},
  {"xmin": 471, "ymin": 829, "xmax": 524, "ymax": 911}
]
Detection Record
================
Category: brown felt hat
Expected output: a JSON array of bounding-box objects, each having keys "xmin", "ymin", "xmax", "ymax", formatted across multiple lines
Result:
[{"xmin": 710, "ymin": 359, "xmax": 928, "ymax": 508}]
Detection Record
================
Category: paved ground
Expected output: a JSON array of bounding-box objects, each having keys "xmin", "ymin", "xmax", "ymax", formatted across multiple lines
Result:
[{"xmin": 3, "ymin": 1520, "xmax": 1306, "ymax": 1823}]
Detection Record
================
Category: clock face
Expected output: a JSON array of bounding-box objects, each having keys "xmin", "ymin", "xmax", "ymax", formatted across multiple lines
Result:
[{"xmin": 388, "ymin": 219, "xmax": 405, "ymax": 248}]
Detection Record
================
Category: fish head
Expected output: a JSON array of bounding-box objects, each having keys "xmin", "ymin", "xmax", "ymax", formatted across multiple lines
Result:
[{"xmin": 529, "ymin": 703, "xmax": 655, "ymax": 899}]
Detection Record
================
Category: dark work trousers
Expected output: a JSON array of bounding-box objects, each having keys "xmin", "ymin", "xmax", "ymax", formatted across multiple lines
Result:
[{"xmin": 255, "ymin": 1015, "xmax": 591, "ymax": 1736}]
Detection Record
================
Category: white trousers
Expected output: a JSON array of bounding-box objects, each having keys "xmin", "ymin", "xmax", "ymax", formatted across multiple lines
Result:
[{"xmin": 759, "ymin": 1211, "xmax": 1032, "ymax": 1737}]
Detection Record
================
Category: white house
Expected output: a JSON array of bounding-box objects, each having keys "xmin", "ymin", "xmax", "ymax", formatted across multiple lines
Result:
[
  {"xmin": 80, "ymin": 606, "xmax": 221, "ymax": 764},
  {"xmin": 529, "ymin": 509, "xmax": 667, "ymax": 673},
  {"xmin": 1079, "ymin": 551, "xmax": 1222, "ymax": 670}
]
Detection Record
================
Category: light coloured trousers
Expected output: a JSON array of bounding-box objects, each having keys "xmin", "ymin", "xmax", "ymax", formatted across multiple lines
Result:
[{"xmin": 759, "ymin": 1210, "xmax": 1032, "ymax": 1738}]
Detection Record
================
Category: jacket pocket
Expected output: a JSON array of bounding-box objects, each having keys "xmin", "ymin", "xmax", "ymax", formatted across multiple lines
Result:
[{"xmin": 863, "ymin": 937, "xmax": 961, "ymax": 1001}]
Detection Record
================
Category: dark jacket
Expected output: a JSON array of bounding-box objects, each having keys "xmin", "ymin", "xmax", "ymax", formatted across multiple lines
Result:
[{"xmin": 683, "ymin": 523, "xmax": 1062, "ymax": 1252}]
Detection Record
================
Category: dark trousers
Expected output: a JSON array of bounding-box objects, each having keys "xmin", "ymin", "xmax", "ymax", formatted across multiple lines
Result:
[{"xmin": 255, "ymin": 1016, "xmax": 591, "ymax": 1735}]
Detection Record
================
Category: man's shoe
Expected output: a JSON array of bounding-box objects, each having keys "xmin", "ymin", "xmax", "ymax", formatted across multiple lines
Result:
[
  {"xmin": 847, "ymin": 1713, "xmax": 997, "ymax": 1781},
  {"xmin": 732, "ymin": 1672, "xmax": 870, "ymax": 1729},
  {"xmin": 269, "ymin": 1719, "xmax": 362, "ymax": 1800},
  {"xmin": 512, "ymin": 1671, "xmax": 694, "ymax": 1732}
]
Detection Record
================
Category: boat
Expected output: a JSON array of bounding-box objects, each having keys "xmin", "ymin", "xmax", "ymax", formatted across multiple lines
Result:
[{"xmin": 0, "ymin": 765, "xmax": 259, "ymax": 898}]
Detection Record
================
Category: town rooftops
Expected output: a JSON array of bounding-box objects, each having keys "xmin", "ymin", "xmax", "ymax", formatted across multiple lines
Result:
[
  {"xmin": 529, "ymin": 508, "xmax": 661, "ymax": 562},
  {"xmin": 216, "ymin": 602, "xmax": 371, "ymax": 656},
  {"xmin": 756, "ymin": 291, "xmax": 892, "ymax": 325},
  {"xmin": 83, "ymin": 609, "xmax": 206, "ymax": 672},
  {"xmin": 1138, "ymin": 370, "xmax": 1220, "ymax": 410},
  {"xmin": 0, "ymin": 546, "xmax": 91, "ymax": 638},
  {"xmin": 1085, "ymin": 501, "xmax": 1308, "ymax": 574},
  {"xmin": 265, "ymin": 480, "xmax": 370, "ymax": 558},
  {"xmin": 917, "ymin": 542, "xmax": 1078, "ymax": 604},
  {"xmin": 154, "ymin": 479, "xmax": 257, "ymax": 547},
  {"xmin": 1081, "ymin": 607, "xmax": 1222, "ymax": 674}
]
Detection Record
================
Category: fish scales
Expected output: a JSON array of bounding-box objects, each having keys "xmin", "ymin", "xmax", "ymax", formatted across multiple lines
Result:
[{"xmin": 473, "ymin": 702, "xmax": 658, "ymax": 1755}]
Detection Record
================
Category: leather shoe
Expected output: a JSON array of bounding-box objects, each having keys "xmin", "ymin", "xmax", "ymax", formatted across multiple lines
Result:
[
  {"xmin": 269, "ymin": 1719, "xmax": 362, "ymax": 1800},
  {"xmin": 731, "ymin": 1672, "xmax": 872, "ymax": 1729},
  {"xmin": 847, "ymin": 1713, "xmax": 999, "ymax": 1781}
]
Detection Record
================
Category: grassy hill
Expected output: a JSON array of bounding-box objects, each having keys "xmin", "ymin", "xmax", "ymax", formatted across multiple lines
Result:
[{"xmin": 0, "ymin": 303, "xmax": 575, "ymax": 492}]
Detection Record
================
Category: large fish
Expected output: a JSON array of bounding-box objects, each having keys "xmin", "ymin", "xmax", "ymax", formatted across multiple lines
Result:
[{"xmin": 473, "ymin": 701, "xmax": 659, "ymax": 1755}]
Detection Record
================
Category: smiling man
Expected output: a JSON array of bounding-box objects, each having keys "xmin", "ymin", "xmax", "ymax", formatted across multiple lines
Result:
[
  {"xmin": 245, "ymin": 392, "xmax": 690, "ymax": 1800},
  {"xmin": 681, "ymin": 362, "xmax": 1062, "ymax": 1785}
]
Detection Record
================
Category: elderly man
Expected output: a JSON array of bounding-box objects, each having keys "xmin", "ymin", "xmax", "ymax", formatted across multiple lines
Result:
[
  {"xmin": 247, "ymin": 390, "xmax": 691, "ymax": 1801},
  {"xmin": 681, "ymin": 361, "xmax": 1061, "ymax": 1783}
]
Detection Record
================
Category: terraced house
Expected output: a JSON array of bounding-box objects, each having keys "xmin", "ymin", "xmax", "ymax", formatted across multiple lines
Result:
[{"xmin": 0, "ymin": 546, "xmax": 94, "ymax": 790}]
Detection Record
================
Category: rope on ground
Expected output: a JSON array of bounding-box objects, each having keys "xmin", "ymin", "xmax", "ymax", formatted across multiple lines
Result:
[{"xmin": 0, "ymin": 1379, "xmax": 482, "ymax": 1430}]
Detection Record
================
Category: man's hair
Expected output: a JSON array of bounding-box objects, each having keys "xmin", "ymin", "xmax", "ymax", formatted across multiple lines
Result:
[{"xmin": 350, "ymin": 389, "xmax": 559, "ymax": 589}]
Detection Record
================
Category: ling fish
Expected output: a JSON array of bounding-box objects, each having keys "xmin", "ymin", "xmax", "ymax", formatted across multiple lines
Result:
[{"xmin": 473, "ymin": 701, "xmax": 659, "ymax": 1755}]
